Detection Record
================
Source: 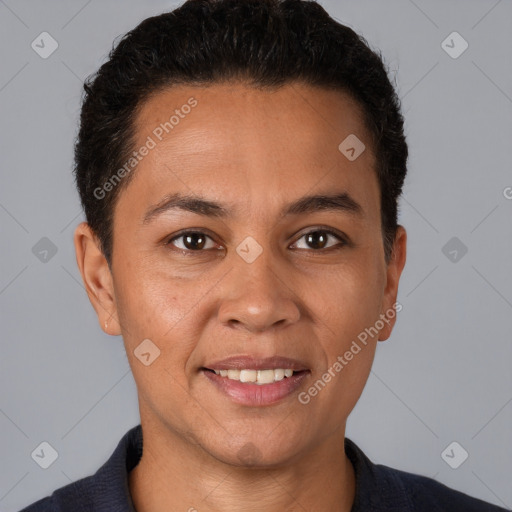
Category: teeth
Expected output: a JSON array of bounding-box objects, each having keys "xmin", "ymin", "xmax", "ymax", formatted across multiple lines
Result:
[
  {"xmin": 211, "ymin": 368, "xmax": 299, "ymax": 384},
  {"xmin": 227, "ymin": 369, "xmax": 240, "ymax": 380}
]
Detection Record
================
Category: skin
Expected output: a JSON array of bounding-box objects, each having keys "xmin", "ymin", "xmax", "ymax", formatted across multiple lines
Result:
[{"xmin": 74, "ymin": 82, "xmax": 407, "ymax": 512}]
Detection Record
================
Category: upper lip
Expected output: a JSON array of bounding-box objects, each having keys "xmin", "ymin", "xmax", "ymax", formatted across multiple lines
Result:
[{"xmin": 202, "ymin": 355, "xmax": 310, "ymax": 371}]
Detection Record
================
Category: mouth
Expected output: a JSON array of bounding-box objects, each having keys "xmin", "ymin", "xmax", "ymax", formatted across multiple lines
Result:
[
  {"xmin": 200, "ymin": 367, "xmax": 311, "ymax": 406},
  {"xmin": 201, "ymin": 367, "xmax": 308, "ymax": 385}
]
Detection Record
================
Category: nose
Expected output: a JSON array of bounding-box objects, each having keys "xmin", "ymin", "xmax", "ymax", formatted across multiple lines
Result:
[{"xmin": 217, "ymin": 251, "xmax": 301, "ymax": 333}]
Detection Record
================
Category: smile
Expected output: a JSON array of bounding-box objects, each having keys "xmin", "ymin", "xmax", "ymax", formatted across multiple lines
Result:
[
  {"xmin": 207, "ymin": 368, "xmax": 298, "ymax": 385},
  {"xmin": 201, "ymin": 368, "xmax": 310, "ymax": 406}
]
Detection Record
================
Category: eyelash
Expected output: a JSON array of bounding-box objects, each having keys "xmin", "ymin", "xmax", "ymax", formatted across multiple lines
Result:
[{"xmin": 165, "ymin": 227, "xmax": 348, "ymax": 254}]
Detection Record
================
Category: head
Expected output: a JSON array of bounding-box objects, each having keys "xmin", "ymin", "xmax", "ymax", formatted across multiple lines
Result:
[{"xmin": 74, "ymin": 0, "xmax": 407, "ymax": 466}]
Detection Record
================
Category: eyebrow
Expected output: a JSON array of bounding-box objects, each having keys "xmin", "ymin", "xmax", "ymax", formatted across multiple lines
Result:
[{"xmin": 142, "ymin": 191, "xmax": 364, "ymax": 224}]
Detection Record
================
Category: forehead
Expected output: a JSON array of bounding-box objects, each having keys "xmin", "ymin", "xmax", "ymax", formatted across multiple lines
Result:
[
  {"xmin": 135, "ymin": 82, "xmax": 372, "ymax": 159},
  {"xmin": 121, "ymin": 82, "xmax": 378, "ymax": 221}
]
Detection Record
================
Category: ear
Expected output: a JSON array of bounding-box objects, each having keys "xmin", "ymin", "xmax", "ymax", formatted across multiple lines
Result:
[
  {"xmin": 378, "ymin": 225, "xmax": 407, "ymax": 341},
  {"xmin": 73, "ymin": 222, "xmax": 121, "ymax": 335}
]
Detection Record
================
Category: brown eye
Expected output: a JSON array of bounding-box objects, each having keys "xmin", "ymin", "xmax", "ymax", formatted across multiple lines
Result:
[
  {"xmin": 167, "ymin": 231, "xmax": 217, "ymax": 251},
  {"xmin": 291, "ymin": 229, "xmax": 346, "ymax": 251}
]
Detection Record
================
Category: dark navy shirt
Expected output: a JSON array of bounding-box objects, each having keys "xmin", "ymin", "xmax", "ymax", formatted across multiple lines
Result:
[{"xmin": 19, "ymin": 424, "xmax": 509, "ymax": 511}]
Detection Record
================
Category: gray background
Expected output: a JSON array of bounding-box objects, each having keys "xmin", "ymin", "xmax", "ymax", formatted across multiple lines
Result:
[{"xmin": 1, "ymin": 0, "xmax": 511, "ymax": 510}]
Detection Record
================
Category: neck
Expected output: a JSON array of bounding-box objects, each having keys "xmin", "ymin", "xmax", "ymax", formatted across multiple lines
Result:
[{"xmin": 128, "ymin": 419, "xmax": 356, "ymax": 512}]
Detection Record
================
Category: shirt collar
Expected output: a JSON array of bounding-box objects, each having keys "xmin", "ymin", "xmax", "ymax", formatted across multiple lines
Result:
[
  {"xmin": 93, "ymin": 424, "xmax": 411, "ymax": 512},
  {"xmin": 345, "ymin": 438, "xmax": 413, "ymax": 511},
  {"xmin": 91, "ymin": 424, "xmax": 142, "ymax": 511}
]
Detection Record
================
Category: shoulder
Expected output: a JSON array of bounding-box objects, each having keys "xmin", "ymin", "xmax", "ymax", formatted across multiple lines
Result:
[
  {"xmin": 345, "ymin": 438, "xmax": 509, "ymax": 512},
  {"xmin": 18, "ymin": 424, "xmax": 142, "ymax": 512},
  {"xmin": 18, "ymin": 476, "xmax": 97, "ymax": 512},
  {"xmin": 384, "ymin": 464, "xmax": 508, "ymax": 511},
  {"xmin": 18, "ymin": 496, "xmax": 55, "ymax": 512}
]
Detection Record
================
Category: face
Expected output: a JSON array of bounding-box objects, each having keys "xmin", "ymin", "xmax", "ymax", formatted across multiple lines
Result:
[{"xmin": 75, "ymin": 82, "xmax": 406, "ymax": 467}]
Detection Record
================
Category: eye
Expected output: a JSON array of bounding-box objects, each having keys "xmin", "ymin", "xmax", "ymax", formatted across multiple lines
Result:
[
  {"xmin": 290, "ymin": 228, "xmax": 347, "ymax": 251},
  {"xmin": 165, "ymin": 228, "xmax": 348, "ymax": 254},
  {"xmin": 166, "ymin": 231, "xmax": 220, "ymax": 252}
]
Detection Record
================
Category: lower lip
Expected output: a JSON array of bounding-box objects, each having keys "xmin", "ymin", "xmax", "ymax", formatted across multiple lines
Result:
[{"xmin": 201, "ymin": 369, "xmax": 310, "ymax": 406}]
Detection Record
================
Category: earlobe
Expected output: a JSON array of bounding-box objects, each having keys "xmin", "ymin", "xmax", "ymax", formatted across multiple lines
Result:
[
  {"xmin": 73, "ymin": 222, "xmax": 121, "ymax": 336},
  {"xmin": 378, "ymin": 225, "xmax": 407, "ymax": 341}
]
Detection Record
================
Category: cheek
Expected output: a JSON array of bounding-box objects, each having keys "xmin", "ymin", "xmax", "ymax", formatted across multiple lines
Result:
[
  {"xmin": 113, "ymin": 259, "xmax": 220, "ymax": 375},
  {"xmin": 325, "ymin": 347, "xmax": 376, "ymax": 427},
  {"xmin": 308, "ymin": 261, "xmax": 383, "ymax": 335},
  {"xmin": 112, "ymin": 259, "xmax": 190, "ymax": 343},
  {"xmin": 116, "ymin": 258, "xmax": 184, "ymax": 324}
]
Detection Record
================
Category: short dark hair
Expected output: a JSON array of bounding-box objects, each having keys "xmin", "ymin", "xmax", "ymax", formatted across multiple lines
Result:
[{"xmin": 74, "ymin": 0, "xmax": 408, "ymax": 266}]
